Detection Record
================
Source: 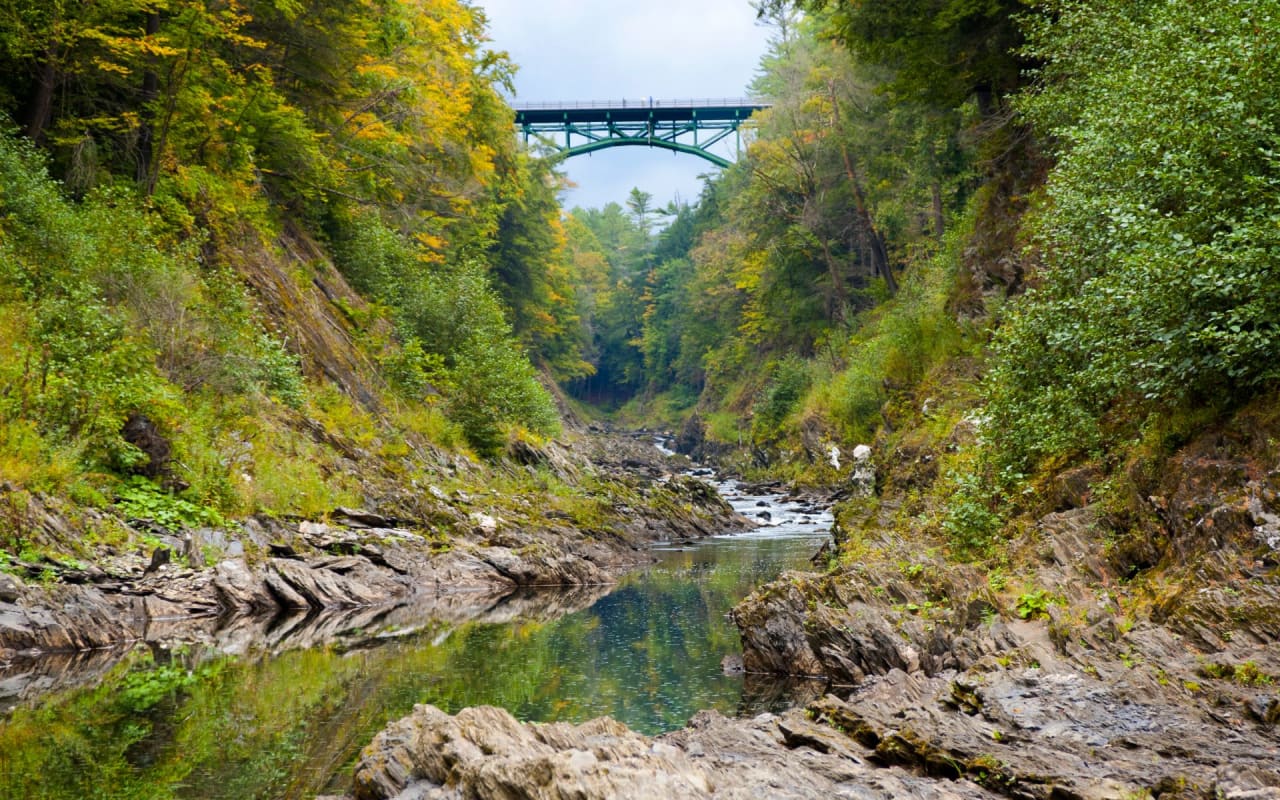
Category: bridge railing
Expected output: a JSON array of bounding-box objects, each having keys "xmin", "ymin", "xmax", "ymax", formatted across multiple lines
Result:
[{"xmin": 511, "ymin": 98, "xmax": 769, "ymax": 111}]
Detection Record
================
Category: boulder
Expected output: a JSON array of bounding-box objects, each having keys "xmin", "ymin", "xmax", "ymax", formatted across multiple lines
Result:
[{"xmin": 350, "ymin": 704, "xmax": 994, "ymax": 800}]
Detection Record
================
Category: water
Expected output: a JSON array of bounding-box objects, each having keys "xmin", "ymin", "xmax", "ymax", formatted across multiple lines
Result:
[{"xmin": 0, "ymin": 474, "xmax": 830, "ymax": 800}]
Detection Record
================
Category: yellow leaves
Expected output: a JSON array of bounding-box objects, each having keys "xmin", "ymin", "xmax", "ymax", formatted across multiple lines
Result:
[
  {"xmin": 414, "ymin": 232, "xmax": 447, "ymax": 263},
  {"xmin": 135, "ymin": 38, "xmax": 181, "ymax": 58},
  {"xmin": 356, "ymin": 62, "xmax": 403, "ymax": 82},
  {"xmin": 90, "ymin": 57, "xmax": 133, "ymax": 77},
  {"xmin": 734, "ymin": 250, "xmax": 767, "ymax": 293}
]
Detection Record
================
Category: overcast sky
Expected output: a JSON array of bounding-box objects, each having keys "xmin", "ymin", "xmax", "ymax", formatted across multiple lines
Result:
[{"xmin": 477, "ymin": 0, "xmax": 772, "ymax": 211}]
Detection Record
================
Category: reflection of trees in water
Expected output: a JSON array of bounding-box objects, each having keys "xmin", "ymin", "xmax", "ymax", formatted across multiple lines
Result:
[{"xmin": 0, "ymin": 529, "xmax": 829, "ymax": 799}]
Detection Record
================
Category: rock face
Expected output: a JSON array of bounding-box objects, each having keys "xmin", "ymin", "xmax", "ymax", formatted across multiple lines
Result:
[
  {"xmin": 725, "ymin": 405, "xmax": 1280, "ymax": 798},
  {"xmin": 730, "ymin": 543, "xmax": 1280, "ymax": 796},
  {"xmin": 349, "ymin": 704, "xmax": 994, "ymax": 800},
  {"xmin": 849, "ymin": 444, "xmax": 875, "ymax": 498}
]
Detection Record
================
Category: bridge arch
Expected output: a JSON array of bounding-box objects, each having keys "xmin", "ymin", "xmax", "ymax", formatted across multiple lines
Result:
[
  {"xmin": 561, "ymin": 138, "xmax": 731, "ymax": 168},
  {"xmin": 513, "ymin": 98, "xmax": 769, "ymax": 168}
]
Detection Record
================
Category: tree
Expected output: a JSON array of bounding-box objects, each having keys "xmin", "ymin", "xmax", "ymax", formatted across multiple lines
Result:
[
  {"xmin": 757, "ymin": 0, "xmax": 1027, "ymax": 115},
  {"xmin": 626, "ymin": 187, "xmax": 655, "ymax": 243}
]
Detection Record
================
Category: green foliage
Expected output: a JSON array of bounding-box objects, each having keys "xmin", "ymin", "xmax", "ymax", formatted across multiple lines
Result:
[
  {"xmin": 1198, "ymin": 660, "xmax": 1274, "ymax": 687},
  {"xmin": 1015, "ymin": 589, "xmax": 1053, "ymax": 621},
  {"xmin": 115, "ymin": 476, "xmax": 225, "ymax": 532},
  {"xmin": 379, "ymin": 338, "xmax": 445, "ymax": 399},
  {"xmin": 987, "ymin": 0, "xmax": 1280, "ymax": 472},
  {"xmin": 816, "ymin": 222, "xmax": 971, "ymax": 444},
  {"xmin": 0, "ymin": 134, "xmax": 178, "ymax": 476},
  {"xmin": 330, "ymin": 208, "xmax": 558, "ymax": 454},
  {"xmin": 562, "ymin": 202, "xmax": 651, "ymax": 403},
  {"xmin": 752, "ymin": 356, "xmax": 811, "ymax": 444},
  {"xmin": 397, "ymin": 258, "xmax": 559, "ymax": 452},
  {"xmin": 250, "ymin": 332, "xmax": 306, "ymax": 409},
  {"xmin": 761, "ymin": 0, "xmax": 1026, "ymax": 113},
  {"xmin": 562, "ymin": 17, "xmax": 980, "ymax": 451},
  {"xmin": 940, "ymin": 470, "xmax": 1003, "ymax": 560},
  {"xmin": 117, "ymin": 657, "xmax": 202, "ymax": 715},
  {"xmin": 489, "ymin": 155, "xmax": 593, "ymax": 381},
  {"xmin": 0, "ymin": 131, "xmax": 325, "ymax": 516}
]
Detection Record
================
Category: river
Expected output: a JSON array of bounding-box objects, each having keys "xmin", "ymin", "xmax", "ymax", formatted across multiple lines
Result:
[{"xmin": 0, "ymin": 470, "xmax": 831, "ymax": 800}]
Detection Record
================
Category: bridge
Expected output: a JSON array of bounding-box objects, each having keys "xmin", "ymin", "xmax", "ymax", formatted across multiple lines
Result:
[{"xmin": 512, "ymin": 98, "xmax": 771, "ymax": 168}]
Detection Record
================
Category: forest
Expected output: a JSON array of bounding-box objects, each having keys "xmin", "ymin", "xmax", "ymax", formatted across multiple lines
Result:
[
  {"xmin": 1, "ymin": 0, "xmax": 1280, "ymax": 796},
  {"xmin": 1, "ymin": 0, "xmax": 1276, "ymax": 530}
]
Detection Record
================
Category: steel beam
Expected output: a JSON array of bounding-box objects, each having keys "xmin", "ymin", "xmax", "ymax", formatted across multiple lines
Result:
[{"xmin": 513, "ymin": 98, "xmax": 769, "ymax": 167}]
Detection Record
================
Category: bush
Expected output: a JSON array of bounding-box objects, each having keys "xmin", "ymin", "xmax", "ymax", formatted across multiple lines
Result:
[
  {"xmin": 989, "ymin": 0, "xmax": 1280, "ymax": 471},
  {"xmin": 331, "ymin": 210, "xmax": 558, "ymax": 455},
  {"xmin": 815, "ymin": 223, "xmax": 970, "ymax": 443},
  {"xmin": 751, "ymin": 356, "xmax": 812, "ymax": 444}
]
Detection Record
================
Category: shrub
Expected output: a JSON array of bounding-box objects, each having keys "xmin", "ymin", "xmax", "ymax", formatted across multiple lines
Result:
[
  {"xmin": 989, "ymin": 1, "xmax": 1280, "ymax": 471},
  {"xmin": 751, "ymin": 356, "xmax": 812, "ymax": 444},
  {"xmin": 330, "ymin": 210, "xmax": 558, "ymax": 455}
]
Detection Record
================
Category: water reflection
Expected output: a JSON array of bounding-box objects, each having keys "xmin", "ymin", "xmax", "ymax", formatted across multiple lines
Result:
[{"xmin": 0, "ymin": 483, "xmax": 830, "ymax": 800}]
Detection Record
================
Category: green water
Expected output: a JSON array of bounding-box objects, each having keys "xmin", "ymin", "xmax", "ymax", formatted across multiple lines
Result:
[{"xmin": 0, "ymin": 516, "xmax": 827, "ymax": 800}]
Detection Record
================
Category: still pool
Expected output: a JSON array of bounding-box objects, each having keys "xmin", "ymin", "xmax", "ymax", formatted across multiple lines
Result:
[{"xmin": 0, "ymin": 480, "xmax": 830, "ymax": 800}]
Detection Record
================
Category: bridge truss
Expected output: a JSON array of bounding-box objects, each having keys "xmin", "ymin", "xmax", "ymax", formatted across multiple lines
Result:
[{"xmin": 512, "ymin": 98, "xmax": 771, "ymax": 168}]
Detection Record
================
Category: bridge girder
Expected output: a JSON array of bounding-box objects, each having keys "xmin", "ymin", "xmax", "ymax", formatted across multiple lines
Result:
[{"xmin": 513, "ymin": 99, "xmax": 769, "ymax": 168}]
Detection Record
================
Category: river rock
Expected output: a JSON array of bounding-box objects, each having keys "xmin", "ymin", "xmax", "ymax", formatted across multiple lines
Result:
[
  {"xmin": 212, "ymin": 559, "xmax": 277, "ymax": 612},
  {"xmin": 0, "ymin": 585, "xmax": 139, "ymax": 656},
  {"xmin": 349, "ymin": 704, "xmax": 995, "ymax": 800},
  {"xmin": 0, "ymin": 573, "xmax": 22, "ymax": 603}
]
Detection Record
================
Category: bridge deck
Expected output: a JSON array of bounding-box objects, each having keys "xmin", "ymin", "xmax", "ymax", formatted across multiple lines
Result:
[{"xmin": 513, "ymin": 98, "xmax": 770, "ymax": 125}]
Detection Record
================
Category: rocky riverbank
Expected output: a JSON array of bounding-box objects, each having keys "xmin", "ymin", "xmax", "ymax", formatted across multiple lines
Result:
[
  {"xmin": 721, "ymin": 399, "xmax": 1280, "ymax": 796},
  {"xmin": 326, "ymin": 402, "xmax": 1280, "ymax": 799},
  {"xmin": 0, "ymin": 431, "xmax": 746, "ymax": 662}
]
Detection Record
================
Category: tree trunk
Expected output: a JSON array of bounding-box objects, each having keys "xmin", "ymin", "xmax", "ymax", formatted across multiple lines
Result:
[
  {"xmin": 817, "ymin": 236, "xmax": 845, "ymax": 323},
  {"xmin": 24, "ymin": 55, "xmax": 57, "ymax": 142},
  {"xmin": 931, "ymin": 180, "xmax": 945, "ymax": 239},
  {"xmin": 827, "ymin": 80, "xmax": 897, "ymax": 295},
  {"xmin": 975, "ymin": 82, "xmax": 996, "ymax": 119},
  {"xmin": 839, "ymin": 151, "xmax": 896, "ymax": 294},
  {"xmin": 136, "ymin": 11, "xmax": 162, "ymax": 190}
]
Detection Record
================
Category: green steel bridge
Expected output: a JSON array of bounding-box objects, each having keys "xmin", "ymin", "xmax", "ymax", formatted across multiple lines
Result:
[{"xmin": 512, "ymin": 98, "xmax": 771, "ymax": 168}]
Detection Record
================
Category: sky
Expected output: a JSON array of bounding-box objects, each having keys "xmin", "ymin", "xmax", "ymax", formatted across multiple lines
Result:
[{"xmin": 476, "ymin": 0, "xmax": 773, "ymax": 211}]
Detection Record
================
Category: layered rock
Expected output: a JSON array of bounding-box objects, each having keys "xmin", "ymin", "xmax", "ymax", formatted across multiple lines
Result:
[
  {"xmin": 725, "ymin": 405, "xmax": 1280, "ymax": 797},
  {"xmin": 0, "ymin": 439, "xmax": 747, "ymax": 660},
  {"xmin": 346, "ymin": 703, "xmax": 994, "ymax": 800},
  {"xmin": 1, "ymin": 581, "xmax": 613, "ymax": 713}
]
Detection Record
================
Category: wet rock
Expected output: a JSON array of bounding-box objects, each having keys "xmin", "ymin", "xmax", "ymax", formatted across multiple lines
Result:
[
  {"xmin": 731, "ymin": 574, "xmax": 825, "ymax": 677},
  {"xmin": 266, "ymin": 557, "xmax": 400, "ymax": 609},
  {"xmin": 676, "ymin": 413, "xmax": 706, "ymax": 458},
  {"xmin": 143, "ymin": 546, "xmax": 171, "ymax": 575},
  {"xmin": 1, "ymin": 428, "xmax": 751, "ymax": 660},
  {"xmin": 733, "ymin": 563, "xmax": 1008, "ymax": 686},
  {"xmin": 0, "ymin": 586, "xmax": 139, "ymax": 656}
]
